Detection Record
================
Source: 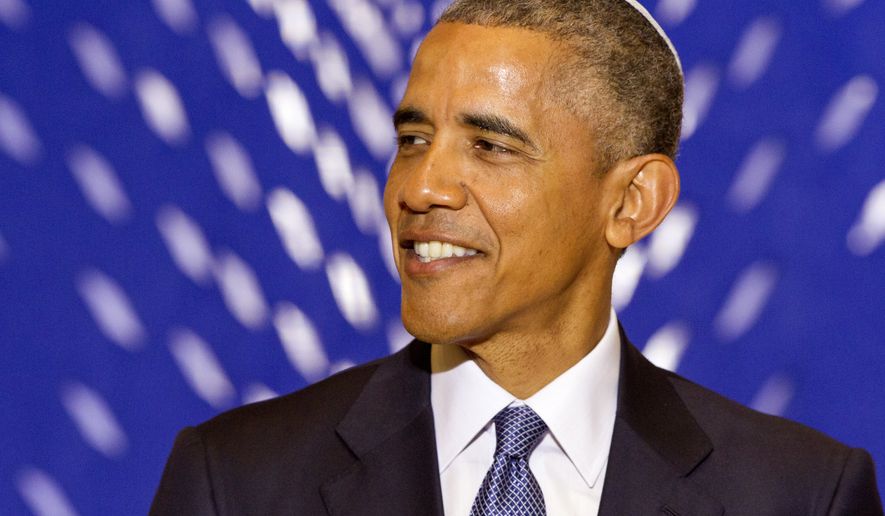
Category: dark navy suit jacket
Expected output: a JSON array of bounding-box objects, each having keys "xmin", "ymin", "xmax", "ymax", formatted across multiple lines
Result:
[{"xmin": 151, "ymin": 328, "xmax": 883, "ymax": 515}]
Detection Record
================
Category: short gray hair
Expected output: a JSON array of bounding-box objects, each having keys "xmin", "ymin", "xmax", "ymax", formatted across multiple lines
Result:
[{"xmin": 439, "ymin": 0, "xmax": 683, "ymax": 173}]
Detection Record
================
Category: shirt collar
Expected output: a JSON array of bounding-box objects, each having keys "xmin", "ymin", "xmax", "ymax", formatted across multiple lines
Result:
[
  {"xmin": 430, "ymin": 336, "xmax": 514, "ymax": 475},
  {"xmin": 430, "ymin": 308, "xmax": 621, "ymax": 489}
]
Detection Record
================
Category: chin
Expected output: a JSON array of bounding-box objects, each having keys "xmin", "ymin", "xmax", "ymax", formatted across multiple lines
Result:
[{"xmin": 401, "ymin": 302, "xmax": 484, "ymax": 346}]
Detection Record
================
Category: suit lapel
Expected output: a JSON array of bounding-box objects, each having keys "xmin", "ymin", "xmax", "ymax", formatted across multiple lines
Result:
[
  {"xmin": 598, "ymin": 326, "xmax": 723, "ymax": 516},
  {"xmin": 320, "ymin": 342, "xmax": 444, "ymax": 516},
  {"xmin": 321, "ymin": 327, "xmax": 724, "ymax": 515}
]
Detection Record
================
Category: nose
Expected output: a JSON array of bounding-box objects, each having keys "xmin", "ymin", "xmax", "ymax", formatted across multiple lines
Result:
[{"xmin": 395, "ymin": 143, "xmax": 468, "ymax": 213}]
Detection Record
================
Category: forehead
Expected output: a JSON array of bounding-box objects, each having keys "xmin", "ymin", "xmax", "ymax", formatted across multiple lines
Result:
[
  {"xmin": 402, "ymin": 23, "xmax": 560, "ymax": 123},
  {"xmin": 412, "ymin": 22, "xmax": 557, "ymax": 79}
]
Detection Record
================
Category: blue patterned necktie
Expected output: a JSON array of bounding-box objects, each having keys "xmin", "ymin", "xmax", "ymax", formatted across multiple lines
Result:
[{"xmin": 470, "ymin": 406, "xmax": 549, "ymax": 516}]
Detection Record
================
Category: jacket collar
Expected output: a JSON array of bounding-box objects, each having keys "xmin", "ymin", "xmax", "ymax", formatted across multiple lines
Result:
[
  {"xmin": 598, "ymin": 324, "xmax": 722, "ymax": 516},
  {"xmin": 322, "ymin": 325, "xmax": 723, "ymax": 515},
  {"xmin": 320, "ymin": 342, "xmax": 444, "ymax": 516}
]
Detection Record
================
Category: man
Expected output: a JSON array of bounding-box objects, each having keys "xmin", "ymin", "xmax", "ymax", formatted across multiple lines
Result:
[{"xmin": 151, "ymin": 1, "xmax": 883, "ymax": 514}]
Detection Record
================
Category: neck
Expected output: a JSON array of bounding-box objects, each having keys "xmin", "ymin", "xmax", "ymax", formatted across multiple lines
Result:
[{"xmin": 461, "ymin": 301, "xmax": 612, "ymax": 399}]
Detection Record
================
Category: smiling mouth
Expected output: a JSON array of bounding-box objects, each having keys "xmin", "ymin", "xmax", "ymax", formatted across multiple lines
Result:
[{"xmin": 410, "ymin": 240, "xmax": 480, "ymax": 263}]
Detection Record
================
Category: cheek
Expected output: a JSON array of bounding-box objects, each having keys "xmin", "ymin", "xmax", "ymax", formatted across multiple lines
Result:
[
  {"xmin": 471, "ymin": 172, "xmax": 537, "ymax": 227},
  {"xmin": 497, "ymin": 175, "xmax": 603, "ymax": 259},
  {"xmin": 479, "ymin": 182, "xmax": 562, "ymax": 267},
  {"xmin": 498, "ymin": 182, "xmax": 533, "ymax": 214}
]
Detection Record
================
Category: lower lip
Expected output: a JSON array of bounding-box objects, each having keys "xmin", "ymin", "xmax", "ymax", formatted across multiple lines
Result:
[{"xmin": 403, "ymin": 250, "xmax": 482, "ymax": 276}]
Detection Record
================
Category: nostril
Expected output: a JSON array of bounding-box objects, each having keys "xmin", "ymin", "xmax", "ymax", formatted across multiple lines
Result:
[{"xmin": 398, "ymin": 200, "xmax": 430, "ymax": 215}]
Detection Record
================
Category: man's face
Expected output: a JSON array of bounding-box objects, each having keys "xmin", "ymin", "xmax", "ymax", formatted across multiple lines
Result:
[{"xmin": 384, "ymin": 22, "xmax": 616, "ymax": 346}]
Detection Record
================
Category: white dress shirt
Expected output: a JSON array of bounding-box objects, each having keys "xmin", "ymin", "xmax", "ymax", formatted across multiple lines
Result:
[{"xmin": 431, "ymin": 309, "xmax": 621, "ymax": 516}]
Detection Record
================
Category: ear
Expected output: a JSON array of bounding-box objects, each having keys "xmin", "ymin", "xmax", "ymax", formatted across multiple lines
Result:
[{"xmin": 604, "ymin": 154, "xmax": 680, "ymax": 249}]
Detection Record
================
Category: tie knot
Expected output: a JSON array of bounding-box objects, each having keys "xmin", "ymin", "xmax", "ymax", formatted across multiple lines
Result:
[{"xmin": 493, "ymin": 406, "xmax": 547, "ymax": 459}]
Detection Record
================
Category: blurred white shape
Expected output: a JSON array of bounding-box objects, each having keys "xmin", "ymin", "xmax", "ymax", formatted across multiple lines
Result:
[
  {"xmin": 309, "ymin": 32, "xmax": 353, "ymax": 102},
  {"xmin": 273, "ymin": 301, "xmax": 329, "ymax": 382},
  {"xmin": 750, "ymin": 373, "xmax": 794, "ymax": 416},
  {"xmin": 681, "ymin": 64, "xmax": 720, "ymax": 140},
  {"xmin": 247, "ymin": 0, "xmax": 275, "ymax": 18},
  {"xmin": 312, "ymin": 127, "xmax": 354, "ymax": 200},
  {"xmin": 655, "ymin": 0, "xmax": 697, "ymax": 26},
  {"xmin": 0, "ymin": 93, "xmax": 41, "ymax": 165},
  {"xmin": 15, "ymin": 467, "xmax": 79, "ymax": 516},
  {"xmin": 207, "ymin": 14, "xmax": 263, "ymax": 99},
  {"xmin": 156, "ymin": 205, "xmax": 214, "ymax": 285},
  {"xmin": 152, "ymin": 0, "xmax": 197, "ymax": 35},
  {"xmin": 168, "ymin": 328, "xmax": 236, "ymax": 408},
  {"xmin": 815, "ymin": 75, "xmax": 878, "ymax": 153},
  {"xmin": 823, "ymin": 0, "xmax": 866, "ymax": 16},
  {"xmin": 0, "ymin": 0, "xmax": 30, "ymax": 29},
  {"xmin": 392, "ymin": 1, "xmax": 425, "ymax": 36},
  {"xmin": 213, "ymin": 250, "xmax": 269, "ymax": 329},
  {"xmin": 714, "ymin": 261, "xmax": 778, "ymax": 342},
  {"xmin": 265, "ymin": 70, "xmax": 316, "ymax": 154},
  {"xmin": 387, "ymin": 318, "xmax": 413, "ymax": 353},
  {"xmin": 330, "ymin": 359, "xmax": 356, "ymax": 374},
  {"xmin": 727, "ymin": 138, "xmax": 787, "ymax": 213},
  {"xmin": 378, "ymin": 225, "xmax": 400, "ymax": 281},
  {"xmin": 267, "ymin": 187, "xmax": 325, "ymax": 270},
  {"xmin": 612, "ymin": 244, "xmax": 648, "ymax": 310},
  {"xmin": 409, "ymin": 34, "xmax": 425, "ymax": 62},
  {"xmin": 728, "ymin": 16, "xmax": 781, "ymax": 90},
  {"xmin": 642, "ymin": 321, "xmax": 691, "ymax": 372},
  {"xmin": 66, "ymin": 145, "xmax": 133, "ymax": 224},
  {"xmin": 646, "ymin": 202, "xmax": 697, "ymax": 278},
  {"xmin": 328, "ymin": 0, "xmax": 402, "ymax": 78},
  {"xmin": 348, "ymin": 80, "xmax": 396, "ymax": 160},
  {"xmin": 134, "ymin": 69, "xmax": 190, "ymax": 146},
  {"xmin": 68, "ymin": 23, "xmax": 128, "ymax": 99},
  {"xmin": 326, "ymin": 252, "xmax": 379, "ymax": 330},
  {"xmin": 274, "ymin": 0, "xmax": 317, "ymax": 60},
  {"xmin": 348, "ymin": 169, "xmax": 386, "ymax": 234},
  {"xmin": 390, "ymin": 72, "xmax": 410, "ymax": 106},
  {"xmin": 76, "ymin": 269, "xmax": 146, "ymax": 350},
  {"xmin": 204, "ymin": 132, "xmax": 262, "ymax": 211},
  {"xmin": 847, "ymin": 179, "xmax": 885, "ymax": 256},
  {"xmin": 60, "ymin": 382, "xmax": 128, "ymax": 458},
  {"xmin": 241, "ymin": 382, "xmax": 278, "ymax": 404}
]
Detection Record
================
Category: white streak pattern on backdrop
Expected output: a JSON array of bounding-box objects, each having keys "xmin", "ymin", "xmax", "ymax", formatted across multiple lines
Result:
[{"xmin": 0, "ymin": 1, "xmax": 883, "ymax": 513}]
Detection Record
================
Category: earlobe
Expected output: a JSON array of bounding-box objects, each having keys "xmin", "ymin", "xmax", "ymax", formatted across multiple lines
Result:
[{"xmin": 605, "ymin": 154, "xmax": 680, "ymax": 250}]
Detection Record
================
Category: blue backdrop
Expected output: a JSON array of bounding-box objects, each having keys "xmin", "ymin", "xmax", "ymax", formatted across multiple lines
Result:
[{"xmin": 1, "ymin": 0, "xmax": 882, "ymax": 514}]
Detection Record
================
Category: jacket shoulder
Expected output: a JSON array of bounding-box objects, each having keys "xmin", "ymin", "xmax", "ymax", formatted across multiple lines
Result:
[
  {"xmin": 156, "ymin": 352, "xmax": 401, "ymax": 514},
  {"xmin": 198, "ymin": 352, "xmax": 388, "ymax": 444},
  {"xmin": 666, "ymin": 371, "xmax": 846, "ymax": 457},
  {"xmin": 665, "ymin": 371, "xmax": 880, "ymax": 514}
]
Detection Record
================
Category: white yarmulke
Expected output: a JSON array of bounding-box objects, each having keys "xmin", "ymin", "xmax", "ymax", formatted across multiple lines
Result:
[{"xmin": 622, "ymin": 0, "xmax": 683, "ymax": 73}]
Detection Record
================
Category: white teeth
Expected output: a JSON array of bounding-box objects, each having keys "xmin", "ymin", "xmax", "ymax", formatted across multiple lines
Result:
[
  {"xmin": 412, "ymin": 240, "xmax": 478, "ymax": 262},
  {"xmin": 428, "ymin": 241, "xmax": 442, "ymax": 259}
]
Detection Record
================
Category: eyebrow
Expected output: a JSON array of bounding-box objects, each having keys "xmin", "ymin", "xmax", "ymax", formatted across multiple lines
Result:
[
  {"xmin": 393, "ymin": 106, "xmax": 429, "ymax": 129},
  {"xmin": 392, "ymin": 106, "xmax": 539, "ymax": 152},
  {"xmin": 460, "ymin": 112, "xmax": 538, "ymax": 151}
]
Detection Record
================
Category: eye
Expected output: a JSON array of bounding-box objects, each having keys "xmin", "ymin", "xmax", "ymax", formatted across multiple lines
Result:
[
  {"xmin": 474, "ymin": 139, "xmax": 511, "ymax": 154},
  {"xmin": 396, "ymin": 134, "xmax": 429, "ymax": 148}
]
